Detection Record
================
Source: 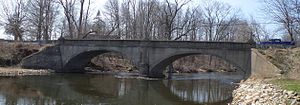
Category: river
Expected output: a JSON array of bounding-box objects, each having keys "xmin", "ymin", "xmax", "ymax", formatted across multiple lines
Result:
[{"xmin": 0, "ymin": 72, "xmax": 244, "ymax": 105}]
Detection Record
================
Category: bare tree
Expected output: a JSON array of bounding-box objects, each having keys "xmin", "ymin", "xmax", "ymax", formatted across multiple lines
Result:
[
  {"xmin": 201, "ymin": 1, "xmax": 240, "ymax": 42},
  {"xmin": 101, "ymin": 0, "xmax": 197, "ymax": 41},
  {"xmin": 130, "ymin": 0, "xmax": 160, "ymax": 40},
  {"xmin": 26, "ymin": 0, "xmax": 57, "ymax": 41},
  {"xmin": 140, "ymin": 0, "xmax": 158, "ymax": 40},
  {"xmin": 78, "ymin": 0, "xmax": 91, "ymax": 38},
  {"xmin": 58, "ymin": 0, "xmax": 77, "ymax": 39},
  {"xmin": 118, "ymin": 0, "xmax": 162, "ymax": 40},
  {"xmin": 103, "ymin": 0, "xmax": 121, "ymax": 38},
  {"xmin": 248, "ymin": 17, "xmax": 270, "ymax": 42},
  {"xmin": 120, "ymin": 0, "xmax": 137, "ymax": 39},
  {"xmin": 262, "ymin": 0, "xmax": 297, "ymax": 41},
  {"xmin": 0, "ymin": 0, "xmax": 26, "ymax": 41},
  {"xmin": 160, "ymin": 0, "xmax": 191, "ymax": 40},
  {"xmin": 173, "ymin": 8, "xmax": 201, "ymax": 41},
  {"xmin": 78, "ymin": 0, "xmax": 85, "ymax": 37},
  {"xmin": 58, "ymin": 0, "xmax": 92, "ymax": 39}
]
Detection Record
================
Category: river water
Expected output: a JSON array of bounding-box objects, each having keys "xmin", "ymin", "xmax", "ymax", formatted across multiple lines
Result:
[{"xmin": 0, "ymin": 72, "xmax": 244, "ymax": 105}]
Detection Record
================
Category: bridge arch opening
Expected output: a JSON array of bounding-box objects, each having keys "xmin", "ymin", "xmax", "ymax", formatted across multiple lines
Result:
[
  {"xmin": 62, "ymin": 50, "xmax": 137, "ymax": 73},
  {"xmin": 87, "ymin": 52, "xmax": 137, "ymax": 73},
  {"xmin": 172, "ymin": 55, "xmax": 239, "ymax": 73},
  {"xmin": 150, "ymin": 53, "xmax": 247, "ymax": 78}
]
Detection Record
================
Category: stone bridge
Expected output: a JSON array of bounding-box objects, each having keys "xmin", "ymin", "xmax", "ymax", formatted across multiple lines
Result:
[{"xmin": 21, "ymin": 40, "xmax": 254, "ymax": 78}]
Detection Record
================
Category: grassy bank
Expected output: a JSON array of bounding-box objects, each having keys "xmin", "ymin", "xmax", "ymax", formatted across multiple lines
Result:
[{"xmin": 270, "ymin": 79, "xmax": 300, "ymax": 93}]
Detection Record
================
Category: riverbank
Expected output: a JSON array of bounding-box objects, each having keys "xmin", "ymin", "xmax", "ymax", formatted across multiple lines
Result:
[
  {"xmin": 0, "ymin": 42, "xmax": 41, "ymax": 67},
  {"xmin": 259, "ymin": 48, "xmax": 300, "ymax": 79},
  {"xmin": 230, "ymin": 77, "xmax": 300, "ymax": 105},
  {"xmin": 229, "ymin": 48, "xmax": 300, "ymax": 104},
  {"xmin": 0, "ymin": 67, "xmax": 52, "ymax": 76}
]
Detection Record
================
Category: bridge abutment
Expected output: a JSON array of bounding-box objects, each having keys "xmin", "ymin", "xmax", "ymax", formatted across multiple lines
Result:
[{"xmin": 21, "ymin": 45, "xmax": 63, "ymax": 70}]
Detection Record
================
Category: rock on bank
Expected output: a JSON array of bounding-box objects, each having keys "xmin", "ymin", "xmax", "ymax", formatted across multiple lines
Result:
[{"xmin": 230, "ymin": 78, "xmax": 300, "ymax": 105}]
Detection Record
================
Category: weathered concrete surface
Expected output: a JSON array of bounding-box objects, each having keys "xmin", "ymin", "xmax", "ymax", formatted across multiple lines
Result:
[
  {"xmin": 251, "ymin": 49, "xmax": 281, "ymax": 78},
  {"xmin": 21, "ymin": 45, "xmax": 62, "ymax": 70},
  {"xmin": 21, "ymin": 40, "xmax": 253, "ymax": 78}
]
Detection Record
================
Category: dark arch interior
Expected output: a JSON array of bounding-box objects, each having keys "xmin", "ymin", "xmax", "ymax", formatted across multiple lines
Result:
[
  {"xmin": 63, "ymin": 50, "xmax": 110, "ymax": 72},
  {"xmin": 64, "ymin": 50, "xmax": 136, "ymax": 73},
  {"xmin": 151, "ymin": 53, "xmax": 245, "ymax": 77}
]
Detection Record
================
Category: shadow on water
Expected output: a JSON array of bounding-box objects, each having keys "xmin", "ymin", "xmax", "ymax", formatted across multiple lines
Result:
[{"xmin": 0, "ymin": 72, "xmax": 243, "ymax": 105}]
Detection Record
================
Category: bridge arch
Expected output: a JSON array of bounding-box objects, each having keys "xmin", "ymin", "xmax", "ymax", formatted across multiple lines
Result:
[
  {"xmin": 149, "ymin": 51, "xmax": 250, "ymax": 78},
  {"xmin": 61, "ymin": 49, "xmax": 135, "ymax": 72}
]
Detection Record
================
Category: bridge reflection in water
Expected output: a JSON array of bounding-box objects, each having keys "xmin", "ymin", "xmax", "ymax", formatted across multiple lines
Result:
[
  {"xmin": 0, "ymin": 73, "xmax": 242, "ymax": 105},
  {"xmin": 167, "ymin": 80, "xmax": 233, "ymax": 104}
]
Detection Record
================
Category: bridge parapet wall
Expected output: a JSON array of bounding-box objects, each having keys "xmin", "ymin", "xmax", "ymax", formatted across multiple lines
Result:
[{"xmin": 61, "ymin": 40, "xmax": 252, "ymax": 50}]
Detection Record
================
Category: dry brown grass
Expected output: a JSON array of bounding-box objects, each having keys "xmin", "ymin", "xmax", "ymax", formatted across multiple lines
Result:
[
  {"xmin": 89, "ymin": 53, "xmax": 137, "ymax": 72},
  {"xmin": 173, "ymin": 55, "xmax": 237, "ymax": 73},
  {"xmin": 0, "ymin": 42, "xmax": 41, "ymax": 58},
  {"xmin": 259, "ymin": 48, "xmax": 300, "ymax": 79},
  {"xmin": 0, "ymin": 67, "xmax": 51, "ymax": 76},
  {"xmin": 0, "ymin": 42, "xmax": 43, "ymax": 66}
]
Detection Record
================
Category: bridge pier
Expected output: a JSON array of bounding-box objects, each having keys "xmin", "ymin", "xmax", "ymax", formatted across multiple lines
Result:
[
  {"xmin": 138, "ymin": 63, "xmax": 166, "ymax": 78},
  {"xmin": 138, "ymin": 63, "xmax": 149, "ymax": 77}
]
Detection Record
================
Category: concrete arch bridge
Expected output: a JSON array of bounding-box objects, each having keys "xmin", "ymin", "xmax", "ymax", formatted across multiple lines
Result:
[{"xmin": 21, "ymin": 39, "xmax": 255, "ymax": 78}]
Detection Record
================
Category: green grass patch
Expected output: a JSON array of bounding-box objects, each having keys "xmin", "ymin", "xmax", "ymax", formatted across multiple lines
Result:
[{"xmin": 271, "ymin": 79, "xmax": 300, "ymax": 93}]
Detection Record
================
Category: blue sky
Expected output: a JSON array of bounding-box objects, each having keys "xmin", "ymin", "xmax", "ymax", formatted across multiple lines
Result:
[{"xmin": 0, "ymin": 0, "xmax": 263, "ymax": 39}]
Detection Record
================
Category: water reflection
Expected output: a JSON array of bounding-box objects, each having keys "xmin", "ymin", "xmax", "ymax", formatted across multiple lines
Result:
[
  {"xmin": 166, "ymin": 80, "xmax": 233, "ymax": 104},
  {"xmin": 0, "ymin": 73, "xmax": 242, "ymax": 105}
]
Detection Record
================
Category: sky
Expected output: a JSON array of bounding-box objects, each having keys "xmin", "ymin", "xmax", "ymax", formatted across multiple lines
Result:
[
  {"xmin": 0, "ymin": 0, "xmax": 263, "ymax": 39},
  {"xmin": 95, "ymin": 0, "xmax": 262, "ymax": 18},
  {"xmin": 221, "ymin": 0, "xmax": 262, "ymax": 18}
]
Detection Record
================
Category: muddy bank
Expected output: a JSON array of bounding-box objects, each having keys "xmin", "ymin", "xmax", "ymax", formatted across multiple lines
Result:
[
  {"xmin": 0, "ymin": 67, "xmax": 52, "ymax": 77},
  {"xmin": 230, "ymin": 78, "xmax": 300, "ymax": 105}
]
